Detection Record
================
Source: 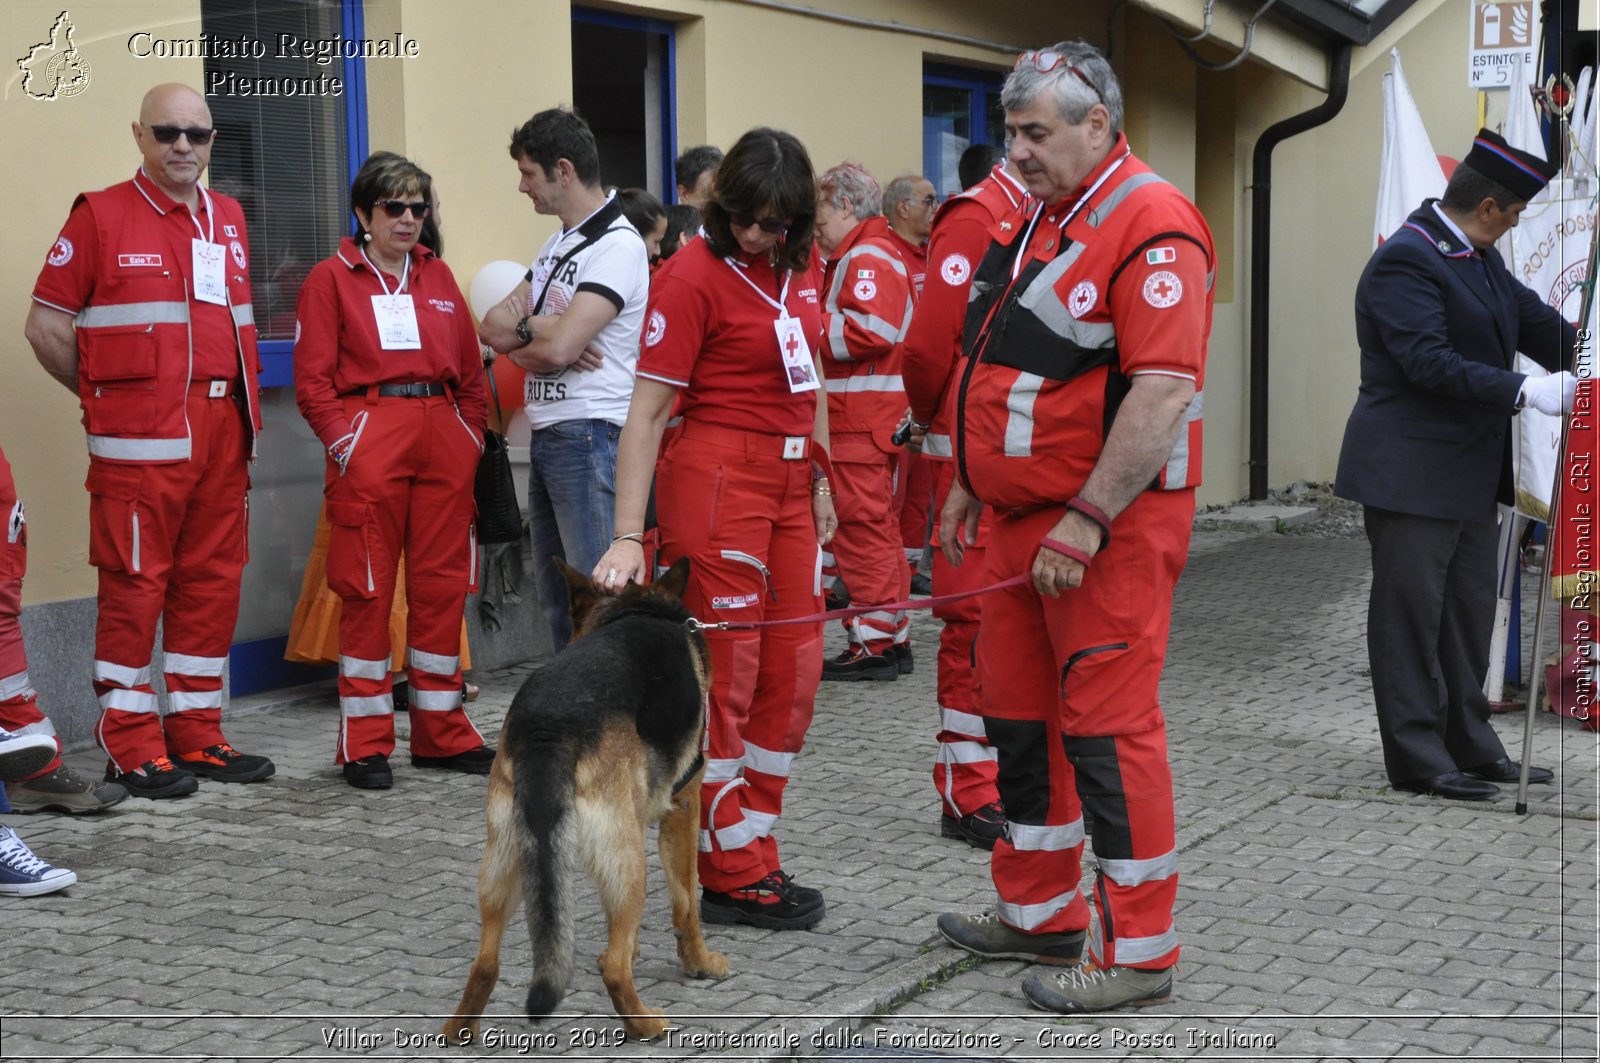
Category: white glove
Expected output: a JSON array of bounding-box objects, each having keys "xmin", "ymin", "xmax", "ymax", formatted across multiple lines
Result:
[{"xmin": 1520, "ymin": 371, "xmax": 1576, "ymax": 416}]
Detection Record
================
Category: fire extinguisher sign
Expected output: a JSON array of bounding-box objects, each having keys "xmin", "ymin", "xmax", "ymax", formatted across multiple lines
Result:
[{"xmin": 1469, "ymin": 1, "xmax": 1536, "ymax": 88}]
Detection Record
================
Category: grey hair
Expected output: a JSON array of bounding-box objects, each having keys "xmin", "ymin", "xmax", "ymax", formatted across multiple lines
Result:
[
  {"xmin": 881, "ymin": 175, "xmax": 921, "ymax": 219},
  {"xmin": 818, "ymin": 162, "xmax": 882, "ymax": 220},
  {"xmin": 1001, "ymin": 40, "xmax": 1123, "ymax": 133}
]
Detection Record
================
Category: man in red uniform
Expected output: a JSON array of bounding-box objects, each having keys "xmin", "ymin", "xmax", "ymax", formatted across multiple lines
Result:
[
  {"xmin": 815, "ymin": 163, "xmax": 916, "ymax": 681},
  {"xmin": 881, "ymin": 175, "xmax": 937, "ymax": 595},
  {"xmin": 25, "ymin": 83, "xmax": 274, "ymax": 799},
  {"xmin": 934, "ymin": 43, "xmax": 1213, "ymax": 1014},
  {"xmin": 901, "ymin": 158, "xmax": 1029, "ymax": 851}
]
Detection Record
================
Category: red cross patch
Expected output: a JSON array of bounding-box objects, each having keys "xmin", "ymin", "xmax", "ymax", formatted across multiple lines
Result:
[{"xmin": 1142, "ymin": 270, "xmax": 1182, "ymax": 309}]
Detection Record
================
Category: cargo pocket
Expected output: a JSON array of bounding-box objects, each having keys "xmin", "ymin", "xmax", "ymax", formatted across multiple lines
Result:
[
  {"xmin": 325, "ymin": 498, "xmax": 379, "ymax": 599},
  {"xmin": 85, "ymin": 464, "xmax": 144, "ymax": 574}
]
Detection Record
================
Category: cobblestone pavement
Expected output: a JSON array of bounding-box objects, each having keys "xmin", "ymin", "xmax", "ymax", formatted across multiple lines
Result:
[{"xmin": 2, "ymin": 530, "xmax": 1595, "ymax": 1061}]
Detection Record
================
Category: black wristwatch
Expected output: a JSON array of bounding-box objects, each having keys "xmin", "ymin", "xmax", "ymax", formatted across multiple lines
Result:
[{"xmin": 515, "ymin": 315, "xmax": 533, "ymax": 345}]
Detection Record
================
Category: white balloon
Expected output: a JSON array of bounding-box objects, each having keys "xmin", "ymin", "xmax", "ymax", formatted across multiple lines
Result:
[{"xmin": 468, "ymin": 259, "xmax": 528, "ymax": 321}]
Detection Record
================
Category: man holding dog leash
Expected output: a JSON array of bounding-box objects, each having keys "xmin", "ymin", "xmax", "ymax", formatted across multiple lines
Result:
[{"xmin": 935, "ymin": 41, "xmax": 1212, "ymax": 1014}]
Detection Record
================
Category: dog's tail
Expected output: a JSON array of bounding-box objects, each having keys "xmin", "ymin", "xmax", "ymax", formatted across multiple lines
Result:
[{"xmin": 515, "ymin": 744, "xmax": 579, "ymax": 1020}]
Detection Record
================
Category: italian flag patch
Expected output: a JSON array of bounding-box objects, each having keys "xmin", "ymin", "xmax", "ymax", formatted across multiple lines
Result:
[{"xmin": 1146, "ymin": 246, "xmax": 1177, "ymax": 265}]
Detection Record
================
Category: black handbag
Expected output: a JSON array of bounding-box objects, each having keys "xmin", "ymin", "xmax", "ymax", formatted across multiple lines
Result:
[{"xmin": 474, "ymin": 360, "xmax": 524, "ymax": 545}]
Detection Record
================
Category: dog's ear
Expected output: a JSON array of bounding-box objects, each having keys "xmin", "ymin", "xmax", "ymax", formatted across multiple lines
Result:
[
  {"xmin": 653, "ymin": 556, "xmax": 692, "ymax": 601},
  {"xmin": 554, "ymin": 556, "xmax": 602, "ymax": 639}
]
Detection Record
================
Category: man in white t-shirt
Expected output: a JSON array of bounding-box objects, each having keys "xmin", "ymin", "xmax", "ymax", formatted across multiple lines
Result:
[{"xmin": 481, "ymin": 107, "xmax": 649, "ymax": 648}]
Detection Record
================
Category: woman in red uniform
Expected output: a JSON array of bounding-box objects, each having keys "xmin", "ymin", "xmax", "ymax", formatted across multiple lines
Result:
[
  {"xmin": 594, "ymin": 128, "xmax": 837, "ymax": 930},
  {"xmin": 295, "ymin": 152, "xmax": 493, "ymax": 790}
]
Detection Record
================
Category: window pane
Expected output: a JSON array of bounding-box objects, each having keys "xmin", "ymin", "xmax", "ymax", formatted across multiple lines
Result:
[
  {"xmin": 202, "ymin": 0, "xmax": 348, "ymax": 341},
  {"xmin": 985, "ymin": 90, "xmax": 1006, "ymax": 150},
  {"xmin": 924, "ymin": 84, "xmax": 973, "ymax": 199}
]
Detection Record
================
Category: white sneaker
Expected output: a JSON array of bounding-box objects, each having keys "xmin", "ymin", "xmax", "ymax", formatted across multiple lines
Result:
[
  {"xmin": 0, "ymin": 729, "xmax": 56, "ymax": 782},
  {"xmin": 0, "ymin": 826, "xmax": 77, "ymax": 896}
]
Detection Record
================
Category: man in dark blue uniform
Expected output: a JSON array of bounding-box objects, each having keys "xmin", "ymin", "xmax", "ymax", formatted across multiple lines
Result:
[{"xmin": 1337, "ymin": 129, "xmax": 1575, "ymax": 801}]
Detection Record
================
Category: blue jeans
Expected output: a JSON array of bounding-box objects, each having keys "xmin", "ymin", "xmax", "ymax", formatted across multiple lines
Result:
[{"xmin": 528, "ymin": 419, "xmax": 620, "ymax": 648}]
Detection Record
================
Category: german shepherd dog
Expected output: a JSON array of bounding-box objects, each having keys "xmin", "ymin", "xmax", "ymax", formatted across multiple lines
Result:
[{"xmin": 442, "ymin": 558, "xmax": 728, "ymax": 1043}]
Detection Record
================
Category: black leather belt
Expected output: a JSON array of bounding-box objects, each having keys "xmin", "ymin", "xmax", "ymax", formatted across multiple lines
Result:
[{"xmin": 344, "ymin": 381, "xmax": 450, "ymax": 398}]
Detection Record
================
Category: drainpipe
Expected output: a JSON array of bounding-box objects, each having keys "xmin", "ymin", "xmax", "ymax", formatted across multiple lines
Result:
[{"xmin": 1248, "ymin": 43, "xmax": 1352, "ymax": 499}]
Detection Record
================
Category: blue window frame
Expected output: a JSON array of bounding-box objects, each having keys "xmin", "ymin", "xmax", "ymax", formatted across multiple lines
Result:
[
  {"xmin": 924, "ymin": 62, "xmax": 1006, "ymax": 199},
  {"xmin": 571, "ymin": 7, "xmax": 678, "ymax": 200}
]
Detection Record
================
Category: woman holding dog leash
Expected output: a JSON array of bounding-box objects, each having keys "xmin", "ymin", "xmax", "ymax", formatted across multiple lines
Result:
[{"xmin": 594, "ymin": 128, "xmax": 837, "ymax": 931}]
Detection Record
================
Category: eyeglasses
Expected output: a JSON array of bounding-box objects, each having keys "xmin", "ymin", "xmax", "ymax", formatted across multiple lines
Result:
[
  {"xmin": 726, "ymin": 209, "xmax": 791, "ymax": 235},
  {"xmin": 915, "ymin": 195, "xmax": 939, "ymax": 207},
  {"xmin": 1015, "ymin": 50, "xmax": 1107, "ymax": 108},
  {"xmin": 147, "ymin": 124, "xmax": 215, "ymax": 146},
  {"xmin": 375, "ymin": 199, "xmax": 431, "ymax": 220}
]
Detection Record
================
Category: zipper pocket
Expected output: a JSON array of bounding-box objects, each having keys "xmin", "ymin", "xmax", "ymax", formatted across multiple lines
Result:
[
  {"xmin": 131, "ymin": 506, "xmax": 142, "ymax": 573},
  {"xmin": 1058, "ymin": 642, "xmax": 1128, "ymax": 699}
]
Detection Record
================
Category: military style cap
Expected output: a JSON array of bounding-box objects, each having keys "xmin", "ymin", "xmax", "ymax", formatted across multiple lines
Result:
[{"xmin": 1463, "ymin": 127, "xmax": 1560, "ymax": 202}]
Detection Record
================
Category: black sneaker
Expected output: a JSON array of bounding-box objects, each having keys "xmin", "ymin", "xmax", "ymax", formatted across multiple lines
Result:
[
  {"xmin": 411, "ymin": 744, "xmax": 496, "ymax": 774},
  {"xmin": 701, "ymin": 871, "xmax": 826, "ymax": 930},
  {"xmin": 106, "ymin": 757, "xmax": 199, "ymax": 799},
  {"xmin": 940, "ymin": 801, "xmax": 1007, "ymax": 849},
  {"xmin": 343, "ymin": 753, "xmax": 393, "ymax": 790},
  {"xmin": 910, "ymin": 572, "xmax": 934, "ymax": 596},
  {"xmin": 892, "ymin": 643, "xmax": 914, "ymax": 674},
  {"xmin": 770, "ymin": 868, "xmax": 823, "ymax": 907},
  {"xmin": 821, "ymin": 646, "xmax": 897, "ymax": 682},
  {"xmin": 173, "ymin": 743, "xmax": 275, "ymax": 784}
]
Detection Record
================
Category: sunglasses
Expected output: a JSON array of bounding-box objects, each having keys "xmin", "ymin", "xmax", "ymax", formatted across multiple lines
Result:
[
  {"xmin": 375, "ymin": 199, "xmax": 431, "ymax": 220},
  {"xmin": 1016, "ymin": 50, "xmax": 1107, "ymax": 109},
  {"xmin": 726, "ymin": 209, "xmax": 791, "ymax": 235},
  {"xmin": 147, "ymin": 124, "xmax": 215, "ymax": 146}
]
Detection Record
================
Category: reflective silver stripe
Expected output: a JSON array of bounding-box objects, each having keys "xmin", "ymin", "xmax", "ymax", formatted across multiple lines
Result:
[
  {"xmin": 1104, "ymin": 925, "xmax": 1179, "ymax": 965},
  {"xmin": 1159, "ymin": 389, "xmax": 1204, "ymax": 490},
  {"xmin": 340, "ymin": 655, "xmax": 389, "ymax": 681},
  {"xmin": 87, "ymin": 435, "xmax": 191, "ymax": 461},
  {"xmin": 95, "ymin": 660, "xmax": 152, "ymax": 688},
  {"xmin": 167, "ymin": 690, "xmax": 222, "ymax": 713},
  {"xmin": 1020, "ymin": 271, "xmax": 1120, "ymax": 351},
  {"xmin": 341, "ymin": 695, "xmax": 392, "ymax": 718},
  {"xmin": 827, "ymin": 311, "xmax": 853, "ymax": 361},
  {"xmin": 0, "ymin": 670, "xmax": 35, "ymax": 701},
  {"xmin": 1100, "ymin": 849, "xmax": 1179, "ymax": 888},
  {"xmin": 823, "ymin": 374, "xmax": 905, "ymax": 393},
  {"xmin": 702, "ymin": 776, "xmax": 749, "ymax": 852},
  {"xmin": 410, "ymin": 687, "xmax": 463, "ymax": 711},
  {"xmin": 163, "ymin": 652, "xmax": 227, "ymax": 678},
  {"xmin": 1085, "ymin": 172, "xmax": 1170, "ymax": 228},
  {"xmin": 939, "ymin": 739, "xmax": 997, "ymax": 765},
  {"xmin": 704, "ymin": 756, "xmax": 743, "ymax": 783},
  {"xmin": 1003, "ymin": 372, "xmax": 1045, "ymax": 457},
  {"xmin": 838, "ymin": 245, "xmax": 909, "ymax": 278},
  {"xmin": 230, "ymin": 303, "xmax": 254, "ymax": 327},
  {"xmin": 841, "ymin": 307, "xmax": 906, "ymax": 345},
  {"xmin": 740, "ymin": 740, "xmax": 794, "ymax": 779},
  {"xmin": 99, "ymin": 688, "xmax": 159, "ymax": 714},
  {"xmin": 743, "ymin": 808, "xmax": 777, "ymax": 837},
  {"xmin": 407, "ymin": 648, "xmax": 459, "ymax": 676},
  {"xmin": 940, "ymin": 707, "xmax": 990, "ymax": 739},
  {"xmin": 997, "ymin": 887, "xmax": 1077, "ymax": 931},
  {"xmin": 77, "ymin": 301, "xmax": 190, "ymax": 328},
  {"xmin": 707, "ymin": 817, "xmax": 759, "ymax": 852},
  {"xmin": 1008, "ymin": 821, "xmax": 1084, "ymax": 852},
  {"xmin": 923, "ymin": 432, "xmax": 953, "ymax": 458}
]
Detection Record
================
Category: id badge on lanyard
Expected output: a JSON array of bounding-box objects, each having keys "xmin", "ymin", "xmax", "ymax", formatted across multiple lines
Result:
[
  {"xmin": 371, "ymin": 294, "xmax": 421, "ymax": 349},
  {"xmin": 191, "ymin": 239, "xmax": 228, "ymax": 306},
  {"xmin": 776, "ymin": 315, "xmax": 818, "ymax": 394}
]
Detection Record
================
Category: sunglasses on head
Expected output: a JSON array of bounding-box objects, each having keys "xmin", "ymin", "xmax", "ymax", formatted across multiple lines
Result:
[
  {"xmin": 375, "ymin": 199, "xmax": 431, "ymax": 220},
  {"xmin": 726, "ymin": 209, "xmax": 791, "ymax": 235},
  {"xmin": 147, "ymin": 124, "xmax": 215, "ymax": 146},
  {"xmin": 1016, "ymin": 50, "xmax": 1107, "ymax": 109}
]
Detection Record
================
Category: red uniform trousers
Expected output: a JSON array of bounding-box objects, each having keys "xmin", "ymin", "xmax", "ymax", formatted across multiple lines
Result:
[
  {"xmin": 894, "ymin": 450, "xmax": 936, "ymax": 570},
  {"xmin": 823, "ymin": 431, "xmax": 909, "ymax": 654},
  {"xmin": 325, "ymin": 394, "xmax": 485, "ymax": 763},
  {"xmin": 655, "ymin": 421, "xmax": 823, "ymax": 893},
  {"xmin": 90, "ymin": 389, "xmax": 251, "ymax": 770},
  {"xmin": 928, "ymin": 462, "xmax": 997, "ymax": 817},
  {"xmin": 0, "ymin": 448, "xmax": 62, "ymax": 778},
  {"xmin": 978, "ymin": 489, "xmax": 1192, "ymax": 971}
]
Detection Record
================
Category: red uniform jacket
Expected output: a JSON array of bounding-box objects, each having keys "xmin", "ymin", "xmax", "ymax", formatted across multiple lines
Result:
[{"xmin": 821, "ymin": 216, "xmax": 915, "ymax": 447}]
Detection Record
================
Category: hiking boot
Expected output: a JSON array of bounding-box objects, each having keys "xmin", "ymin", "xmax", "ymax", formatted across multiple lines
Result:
[
  {"xmin": 0, "ymin": 730, "xmax": 57, "ymax": 783},
  {"xmin": 411, "ymin": 744, "xmax": 496, "ymax": 774},
  {"xmin": 936, "ymin": 912, "xmax": 1084, "ymax": 965},
  {"xmin": 1022, "ymin": 961, "xmax": 1174, "ymax": 1013},
  {"xmin": 770, "ymin": 868, "xmax": 823, "ymax": 907},
  {"xmin": 892, "ymin": 643, "xmax": 914, "ymax": 674},
  {"xmin": 343, "ymin": 753, "xmax": 393, "ymax": 790},
  {"xmin": 910, "ymin": 572, "xmax": 934, "ymax": 596},
  {"xmin": 173, "ymin": 744, "xmax": 275, "ymax": 784},
  {"xmin": 6, "ymin": 764, "xmax": 127, "ymax": 814},
  {"xmin": 940, "ymin": 801, "xmax": 1007, "ymax": 850},
  {"xmin": 701, "ymin": 871, "xmax": 826, "ymax": 930},
  {"xmin": 106, "ymin": 757, "xmax": 198, "ymax": 799},
  {"xmin": 821, "ymin": 646, "xmax": 897, "ymax": 682},
  {"xmin": 0, "ymin": 826, "xmax": 76, "ymax": 897}
]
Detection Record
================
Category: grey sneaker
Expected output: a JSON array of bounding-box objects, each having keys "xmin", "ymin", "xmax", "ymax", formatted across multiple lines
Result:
[
  {"xmin": 1022, "ymin": 961, "xmax": 1174, "ymax": 1013},
  {"xmin": 0, "ymin": 730, "xmax": 56, "ymax": 782},
  {"xmin": 6, "ymin": 764, "xmax": 128, "ymax": 814},
  {"xmin": 936, "ymin": 912, "xmax": 1084, "ymax": 966}
]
